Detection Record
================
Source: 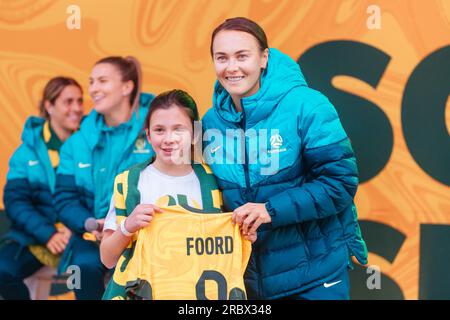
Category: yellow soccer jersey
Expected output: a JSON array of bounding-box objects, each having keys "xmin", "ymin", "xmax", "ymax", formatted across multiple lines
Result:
[{"xmin": 122, "ymin": 205, "xmax": 251, "ymax": 300}]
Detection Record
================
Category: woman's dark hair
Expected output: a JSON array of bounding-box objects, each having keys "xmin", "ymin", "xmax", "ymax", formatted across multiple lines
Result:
[
  {"xmin": 210, "ymin": 17, "xmax": 268, "ymax": 56},
  {"xmin": 95, "ymin": 56, "xmax": 142, "ymax": 110},
  {"xmin": 144, "ymin": 89, "xmax": 199, "ymax": 132},
  {"xmin": 39, "ymin": 77, "xmax": 83, "ymax": 119}
]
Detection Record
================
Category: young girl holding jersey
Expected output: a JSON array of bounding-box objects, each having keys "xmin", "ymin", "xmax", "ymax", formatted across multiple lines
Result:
[{"xmin": 100, "ymin": 90, "xmax": 255, "ymax": 300}]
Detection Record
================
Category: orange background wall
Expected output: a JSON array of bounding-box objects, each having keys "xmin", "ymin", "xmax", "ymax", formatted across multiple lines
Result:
[{"xmin": 0, "ymin": 0, "xmax": 449, "ymax": 299}]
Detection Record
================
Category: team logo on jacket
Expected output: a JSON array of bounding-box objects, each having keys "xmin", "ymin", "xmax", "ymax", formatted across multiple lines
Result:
[
  {"xmin": 270, "ymin": 134, "xmax": 283, "ymax": 148},
  {"xmin": 133, "ymin": 137, "xmax": 150, "ymax": 154},
  {"xmin": 268, "ymin": 133, "xmax": 287, "ymax": 154}
]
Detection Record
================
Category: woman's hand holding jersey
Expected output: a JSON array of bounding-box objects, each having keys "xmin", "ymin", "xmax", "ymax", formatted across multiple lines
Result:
[
  {"xmin": 232, "ymin": 202, "xmax": 271, "ymax": 243},
  {"xmin": 244, "ymin": 232, "xmax": 257, "ymax": 243}
]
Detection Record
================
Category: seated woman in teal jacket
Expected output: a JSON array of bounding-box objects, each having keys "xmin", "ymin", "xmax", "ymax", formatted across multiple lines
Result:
[
  {"xmin": 0, "ymin": 77, "xmax": 83, "ymax": 299},
  {"xmin": 54, "ymin": 56, "xmax": 155, "ymax": 300},
  {"xmin": 202, "ymin": 17, "xmax": 368, "ymax": 300}
]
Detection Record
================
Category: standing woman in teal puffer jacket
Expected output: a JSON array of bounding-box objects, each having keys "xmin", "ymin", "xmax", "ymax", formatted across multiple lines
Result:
[
  {"xmin": 54, "ymin": 56, "xmax": 155, "ymax": 300},
  {"xmin": 202, "ymin": 17, "xmax": 368, "ymax": 300},
  {"xmin": 0, "ymin": 77, "xmax": 84, "ymax": 299}
]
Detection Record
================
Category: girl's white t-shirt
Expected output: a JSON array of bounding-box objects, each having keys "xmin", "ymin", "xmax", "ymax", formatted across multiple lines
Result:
[{"xmin": 103, "ymin": 164, "xmax": 203, "ymax": 231}]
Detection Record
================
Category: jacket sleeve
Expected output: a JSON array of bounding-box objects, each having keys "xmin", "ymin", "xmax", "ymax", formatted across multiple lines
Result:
[
  {"xmin": 53, "ymin": 140, "xmax": 92, "ymax": 234},
  {"xmin": 266, "ymin": 101, "xmax": 359, "ymax": 228},
  {"xmin": 3, "ymin": 146, "xmax": 57, "ymax": 244}
]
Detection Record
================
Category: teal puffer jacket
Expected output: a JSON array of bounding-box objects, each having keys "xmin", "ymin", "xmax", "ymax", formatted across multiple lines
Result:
[
  {"xmin": 202, "ymin": 48, "xmax": 367, "ymax": 299},
  {"xmin": 3, "ymin": 117, "xmax": 58, "ymax": 247}
]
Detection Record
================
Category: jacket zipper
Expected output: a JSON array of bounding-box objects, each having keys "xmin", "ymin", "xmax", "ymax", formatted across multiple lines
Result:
[
  {"xmin": 239, "ymin": 106, "xmax": 263, "ymax": 299},
  {"xmin": 240, "ymin": 110, "xmax": 251, "ymax": 195}
]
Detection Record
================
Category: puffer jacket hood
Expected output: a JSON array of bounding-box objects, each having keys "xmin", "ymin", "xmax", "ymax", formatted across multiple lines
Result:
[{"xmin": 21, "ymin": 116, "xmax": 45, "ymax": 148}]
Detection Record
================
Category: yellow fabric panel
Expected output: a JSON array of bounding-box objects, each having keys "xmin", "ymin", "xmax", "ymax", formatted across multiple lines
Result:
[
  {"xmin": 121, "ymin": 205, "xmax": 251, "ymax": 300},
  {"xmin": 47, "ymin": 149, "xmax": 59, "ymax": 168},
  {"xmin": 191, "ymin": 198, "xmax": 201, "ymax": 209},
  {"xmin": 43, "ymin": 121, "xmax": 51, "ymax": 143},
  {"xmin": 211, "ymin": 189, "xmax": 221, "ymax": 210},
  {"xmin": 113, "ymin": 171, "xmax": 128, "ymax": 211},
  {"xmin": 28, "ymin": 244, "xmax": 60, "ymax": 268},
  {"xmin": 110, "ymin": 172, "xmax": 139, "ymax": 287},
  {"xmin": 202, "ymin": 163, "xmax": 213, "ymax": 174},
  {"xmin": 112, "ymin": 249, "xmax": 133, "ymax": 287}
]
